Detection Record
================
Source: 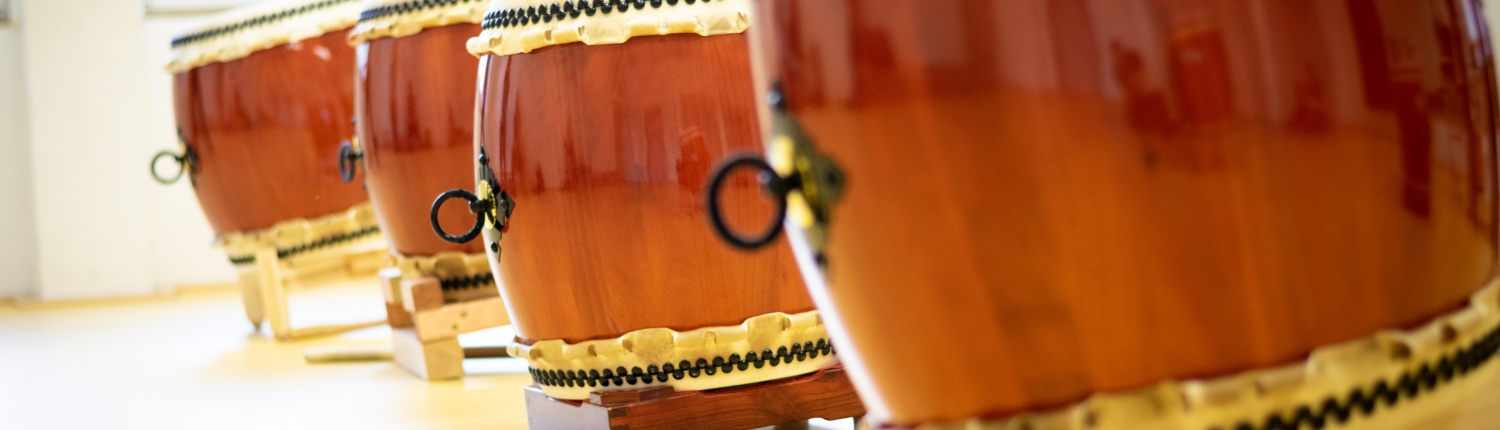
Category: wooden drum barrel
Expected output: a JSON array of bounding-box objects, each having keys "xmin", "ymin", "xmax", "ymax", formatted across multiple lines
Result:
[
  {"xmin": 435, "ymin": 0, "xmax": 834, "ymax": 400},
  {"xmin": 163, "ymin": 0, "xmax": 379, "ymax": 267},
  {"xmin": 348, "ymin": 0, "xmax": 498, "ymax": 301},
  {"xmin": 719, "ymin": 0, "xmax": 1500, "ymax": 427}
]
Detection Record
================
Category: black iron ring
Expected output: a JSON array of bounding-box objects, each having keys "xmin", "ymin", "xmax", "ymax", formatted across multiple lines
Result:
[
  {"xmin": 705, "ymin": 155, "xmax": 789, "ymax": 250},
  {"xmin": 338, "ymin": 141, "xmax": 362, "ymax": 183},
  {"xmin": 151, "ymin": 150, "xmax": 187, "ymax": 185},
  {"xmin": 432, "ymin": 189, "xmax": 485, "ymax": 244}
]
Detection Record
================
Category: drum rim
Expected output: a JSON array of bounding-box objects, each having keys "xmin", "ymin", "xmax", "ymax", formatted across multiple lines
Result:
[
  {"xmin": 166, "ymin": 0, "xmax": 362, "ymax": 73},
  {"xmin": 510, "ymin": 309, "xmax": 839, "ymax": 400},
  {"xmin": 347, "ymin": 0, "xmax": 488, "ymax": 46},
  {"xmin": 220, "ymin": 202, "xmax": 383, "ymax": 267},
  {"xmin": 390, "ymin": 251, "xmax": 495, "ymax": 291},
  {"xmin": 875, "ymin": 281, "xmax": 1500, "ymax": 430},
  {"xmin": 466, "ymin": 0, "xmax": 751, "ymax": 58}
]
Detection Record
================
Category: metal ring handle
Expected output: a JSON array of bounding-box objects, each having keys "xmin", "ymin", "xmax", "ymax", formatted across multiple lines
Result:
[
  {"xmin": 150, "ymin": 150, "xmax": 187, "ymax": 185},
  {"xmin": 432, "ymin": 189, "xmax": 485, "ymax": 244},
  {"xmin": 338, "ymin": 141, "xmax": 361, "ymax": 183},
  {"xmin": 705, "ymin": 155, "xmax": 790, "ymax": 250}
]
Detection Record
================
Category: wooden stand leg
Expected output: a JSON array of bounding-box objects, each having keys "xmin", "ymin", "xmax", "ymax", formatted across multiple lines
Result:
[
  {"xmin": 379, "ymin": 269, "xmax": 415, "ymax": 328},
  {"xmin": 362, "ymin": 273, "xmax": 514, "ymax": 376},
  {"xmin": 237, "ymin": 269, "xmax": 265, "ymax": 330},
  {"xmin": 524, "ymin": 367, "xmax": 865, "ymax": 430},
  {"xmin": 255, "ymin": 247, "xmax": 385, "ymax": 341},
  {"xmin": 391, "ymin": 327, "xmax": 465, "ymax": 380},
  {"xmin": 256, "ymin": 247, "xmax": 293, "ymax": 339}
]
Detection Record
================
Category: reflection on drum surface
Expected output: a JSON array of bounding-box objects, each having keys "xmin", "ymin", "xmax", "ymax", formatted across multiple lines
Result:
[
  {"xmin": 477, "ymin": 33, "xmax": 815, "ymax": 344},
  {"xmin": 760, "ymin": 0, "xmax": 1499, "ymax": 423},
  {"xmin": 357, "ymin": 24, "xmax": 485, "ymax": 256},
  {"xmin": 173, "ymin": 31, "xmax": 365, "ymax": 235}
]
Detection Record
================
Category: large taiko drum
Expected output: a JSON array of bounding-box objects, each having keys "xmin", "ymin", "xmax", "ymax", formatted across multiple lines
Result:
[
  {"xmin": 432, "ymin": 0, "xmax": 835, "ymax": 399},
  {"xmin": 160, "ymin": 0, "xmax": 382, "ymax": 325},
  {"xmin": 714, "ymin": 0, "xmax": 1500, "ymax": 428},
  {"xmin": 347, "ymin": 0, "xmax": 498, "ymax": 302}
]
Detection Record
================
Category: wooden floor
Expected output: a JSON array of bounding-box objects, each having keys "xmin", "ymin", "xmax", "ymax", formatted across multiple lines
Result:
[
  {"xmin": 0, "ymin": 279, "xmax": 1493, "ymax": 429},
  {"xmin": 0, "ymin": 280, "xmax": 854, "ymax": 429}
]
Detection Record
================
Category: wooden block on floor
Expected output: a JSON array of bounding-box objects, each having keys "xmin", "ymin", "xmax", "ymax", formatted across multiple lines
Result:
[
  {"xmin": 391, "ymin": 328, "xmax": 464, "ymax": 380},
  {"xmin": 524, "ymin": 367, "xmax": 864, "ymax": 430},
  {"xmin": 379, "ymin": 268, "xmax": 414, "ymax": 328},
  {"xmin": 400, "ymin": 278, "xmax": 445, "ymax": 314},
  {"xmin": 412, "ymin": 296, "xmax": 511, "ymax": 343},
  {"xmin": 378, "ymin": 267, "xmax": 403, "ymax": 305},
  {"xmin": 385, "ymin": 302, "xmax": 414, "ymax": 328}
]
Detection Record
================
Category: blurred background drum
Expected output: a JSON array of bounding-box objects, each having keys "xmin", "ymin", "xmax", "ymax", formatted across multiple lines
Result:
[
  {"xmin": 722, "ymin": 0, "xmax": 1500, "ymax": 427},
  {"xmin": 348, "ymin": 0, "xmax": 498, "ymax": 306},
  {"xmin": 437, "ymin": 0, "xmax": 837, "ymax": 400},
  {"xmin": 160, "ymin": 0, "xmax": 384, "ymax": 333}
]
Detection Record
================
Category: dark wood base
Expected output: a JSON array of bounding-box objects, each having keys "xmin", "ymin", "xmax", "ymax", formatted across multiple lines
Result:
[{"xmin": 524, "ymin": 366, "xmax": 865, "ymax": 430}]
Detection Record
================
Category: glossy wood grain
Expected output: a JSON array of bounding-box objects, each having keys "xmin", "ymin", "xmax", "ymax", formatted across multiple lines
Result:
[
  {"xmin": 356, "ymin": 24, "xmax": 485, "ymax": 256},
  {"xmin": 754, "ymin": 0, "xmax": 1500, "ymax": 424},
  {"xmin": 172, "ymin": 30, "xmax": 368, "ymax": 235},
  {"xmin": 477, "ymin": 33, "xmax": 815, "ymax": 344}
]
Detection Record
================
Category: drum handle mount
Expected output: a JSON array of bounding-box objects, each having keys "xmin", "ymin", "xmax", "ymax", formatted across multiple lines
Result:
[
  {"xmin": 338, "ymin": 138, "xmax": 363, "ymax": 183},
  {"xmin": 705, "ymin": 85, "xmax": 845, "ymax": 251},
  {"xmin": 151, "ymin": 129, "xmax": 198, "ymax": 185},
  {"xmin": 431, "ymin": 147, "xmax": 515, "ymax": 244},
  {"xmin": 705, "ymin": 156, "xmax": 794, "ymax": 249}
]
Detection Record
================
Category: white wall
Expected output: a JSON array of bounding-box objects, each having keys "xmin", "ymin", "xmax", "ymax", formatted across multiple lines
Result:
[
  {"xmin": 140, "ymin": 14, "xmax": 238, "ymax": 291},
  {"xmin": 145, "ymin": 0, "xmax": 253, "ymax": 13},
  {"xmin": 21, "ymin": 0, "xmax": 156, "ymax": 300},
  {"xmin": 0, "ymin": 0, "xmax": 37, "ymax": 299},
  {"xmin": 3, "ymin": 1, "xmax": 1500, "ymax": 300},
  {"xmin": 11, "ymin": 0, "xmax": 235, "ymax": 301}
]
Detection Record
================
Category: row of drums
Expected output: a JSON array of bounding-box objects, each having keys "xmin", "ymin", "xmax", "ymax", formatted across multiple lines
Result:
[{"xmin": 156, "ymin": 0, "xmax": 1500, "ymax": 428}]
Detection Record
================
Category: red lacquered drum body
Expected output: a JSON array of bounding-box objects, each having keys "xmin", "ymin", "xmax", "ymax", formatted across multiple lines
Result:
[
  {"xmin": 355, "ymin": 24, "xmax": 484, "ymax": 256},
  {"xmin": 753, "ymin": 0, "xmax": 1500, "ymax": 424},
  {"xmin": 464, "ymin": 0, "xmax": 829, "ymax": 400},
  {"xmin": 478, "ymin": 32, "xmax": 814, "ymax": 343},
  {"xmin": 172, "ymin": 29, "xmax": 366, "ymax": 236}
]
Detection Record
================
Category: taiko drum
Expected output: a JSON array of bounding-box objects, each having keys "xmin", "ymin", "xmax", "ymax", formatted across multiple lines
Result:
[
  {"xmin": 735, "ymin": 0, "xmax": 1500, "ymax": 426},
  {"xmin": 438, "ymin": 0, "xmax": 835, "ymax": 400},
  {"xmin": 350, "ymin": 3, "xmax": 486, "ymax": 257},
  {"xmin": 166, "ymin": 0, "xmax": 368, "ymax": 236}
]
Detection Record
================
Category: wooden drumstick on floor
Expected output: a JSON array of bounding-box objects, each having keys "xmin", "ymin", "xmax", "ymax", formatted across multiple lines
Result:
[{"xmin": 303, "ymin": 345, "xmax": 511, "ymax": 363}]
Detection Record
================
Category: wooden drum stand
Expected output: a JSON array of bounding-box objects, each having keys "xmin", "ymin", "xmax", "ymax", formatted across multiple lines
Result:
[
  {"xmin": 377, "ymin": 252, "xmax": 512, "ymax": 379},
  {"xmin": 524, "ymin": 367, "xmax": 865, "ymax": 430},
  {"xmin": 224, "ymin": 203, "xmax": 389, "ymax": 340}
]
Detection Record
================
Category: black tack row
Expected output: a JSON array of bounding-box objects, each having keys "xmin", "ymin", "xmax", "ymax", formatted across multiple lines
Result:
[
  {"xmin": 226, "ymin": 225, "xmax": 381, "ymax": 266},
  {"xmin": 439, "ymin": 272, "xmax": 496, "ymax": 291},
  {"xmin": 482, "ymin": 0, "xmax": 715, "ymax": 31},
  {"xmin": 358, "ymin": 0, "xmax": 479, "ymax": 23},
  {"xmin": 171, "ymin": 0, "xmax": 360, "ymax": 48},
  {"xmin": 530, "ymin": 339, "xmax": 834, "ymax": 388},
  {"xmin": 1210, "ymin": 322, "xmax": 1500, "ymax": 430}
]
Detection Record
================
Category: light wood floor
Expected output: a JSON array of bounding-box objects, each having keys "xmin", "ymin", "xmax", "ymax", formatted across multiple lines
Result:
[
  {"xmin": 0, "ymin": 279, "xmax": 1493, "ymax": 429},
  {"xmin": 0, "ymin": 280, "xmax": 855, "ymax": 429}
]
